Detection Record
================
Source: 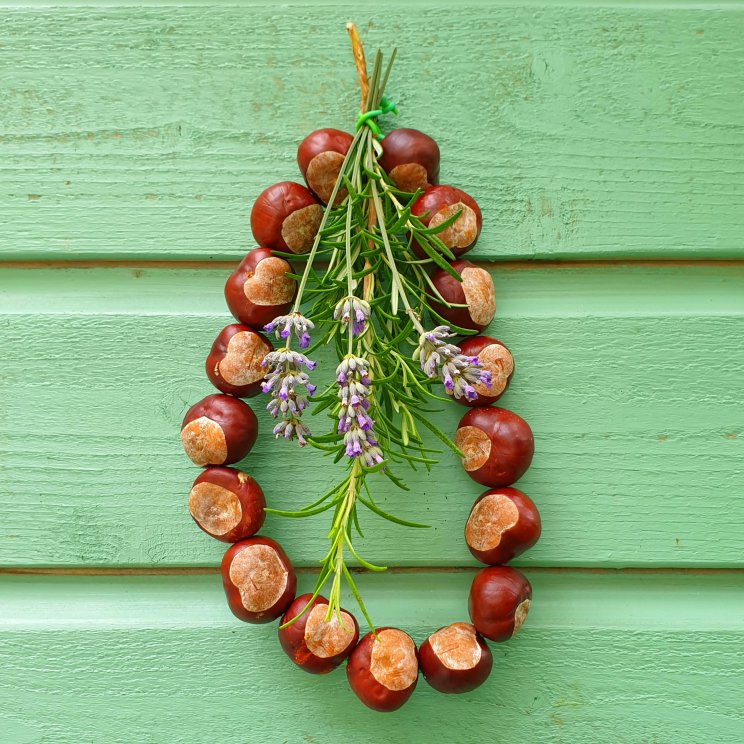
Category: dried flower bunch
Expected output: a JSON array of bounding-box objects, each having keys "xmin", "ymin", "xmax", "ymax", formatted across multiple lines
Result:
[{"xmin": 179, "ymin": 24, "xmax": 541, "ymax": 711}]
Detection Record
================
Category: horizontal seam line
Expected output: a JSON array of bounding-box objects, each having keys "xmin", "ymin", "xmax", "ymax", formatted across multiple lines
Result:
[
  {"xmin": 2, "ymin": 566, "xmax": 744, "ymax": 576},
  {"xmin": 1, "ymin": 259, "xmax": 744, "ymax": 270}
]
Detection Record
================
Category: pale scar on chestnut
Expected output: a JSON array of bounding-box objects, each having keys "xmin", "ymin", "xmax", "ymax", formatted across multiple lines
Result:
[
  {"xmin": 307, "ymin": 151, "xmax": 347, "ymax": 205},
  {"xmin": 461, "ymin": 268, "xmax": 496, "ymax": 327},
  {"xmin": 454, "ymin": 426, "xmax": 491, "ymax": 471},
  {"xmin": 243, "ymin": 257, "xmax": 296, "ymax": 306},
  {"xmin": 229, "ymin": 545, "xmax": 288, "ymax": 612},
  {"xmin": 180, "ymin": 417, "xmax": 228, "ymax": 466},
  {"xmin": 188, "ymin": 482, "xmax": 242, "ymax": 535},
  {"xmin": 475, "ymin": 344, "xmax": 514, "ymax": 397},
  {"xmin": 370, "ymin": 629, "xmax": 418, "ymax": 691},
  {"xmin": 429, "ymin": 202, "xmax": 477, "ymax": 249},
  {"xmin": 465, "ymin": 494, "xmax": 520, "ymax": 551},
  {"xmin": 304, "ymin": 604, "xmax": 356, "ymax": 658},
  {"xmin": 513, "ymin": 598, "xmax": 531, "ymax": 636},
  {"xmin": 389, "ymin": 163, "xmax": 429, "ymax": 193},
  {"xmin": 281, "ymin": 203, "xmax": 324, "ymax": 253},
  {"xmin": 218, "ymin": 332, "xmax": 270, "ymax": 386},
  {"xmin": 430, "ymin": 623, "xmax": 481, "ymax": 671}
]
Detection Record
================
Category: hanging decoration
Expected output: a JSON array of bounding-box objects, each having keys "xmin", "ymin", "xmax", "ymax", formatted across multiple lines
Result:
[{"xmin": 180, "ymin": 23, "xmax": 540, "ymax": 712}]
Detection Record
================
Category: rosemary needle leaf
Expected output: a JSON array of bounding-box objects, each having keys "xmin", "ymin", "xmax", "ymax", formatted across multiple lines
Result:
[
  {"xmin": 356, "ymin": 493, "xmax": 430, "ymax": 529},
  {"xmin": 410, "ymin": 410, "xmax": 462, "ymax": 457}
]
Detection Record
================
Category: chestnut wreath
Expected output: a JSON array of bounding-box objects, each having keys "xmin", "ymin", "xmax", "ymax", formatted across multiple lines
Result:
[{"xmin": 179, "ymin": 26, "xmax": 540, "ymax": 712}]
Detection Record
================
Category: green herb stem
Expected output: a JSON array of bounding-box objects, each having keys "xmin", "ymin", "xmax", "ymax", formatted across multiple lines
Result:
[{"xmin": 276, "ymin": 39, "xmax": 466, "ymax": 630}]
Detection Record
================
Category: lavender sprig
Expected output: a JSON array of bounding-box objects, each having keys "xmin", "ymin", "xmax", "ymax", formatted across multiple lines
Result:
[
  {"xmin": 336, "ymin": 355, "xmax": 384, "ymax": 467},
  {"xmin": 264, "ymin": 312, "xmax": 315, "ymax": 349},
  {"xmin": 413, "ymin": 325, "xmax": 491, "ymax": 401},
  {"xmin": 261, "ymin": 313, "xmax": 317, "ymax": 446},
  {"xmin": 333, "ymin": 296, "xmax": 371, "ymax": 337}
]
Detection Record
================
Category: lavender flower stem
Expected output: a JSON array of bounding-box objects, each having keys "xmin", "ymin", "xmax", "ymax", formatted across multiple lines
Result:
[{"xmin": 413, "ymin": 325, "xmax": 492, "ymax": 402}]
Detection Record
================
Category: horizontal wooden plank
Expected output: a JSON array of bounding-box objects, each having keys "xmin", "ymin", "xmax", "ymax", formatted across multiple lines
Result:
[
  {"xmin": 1, "ymin": 4, "xmax": 743, "ymax": 260},
  {"xmin": 1, "ymin": 572, "xmax": 742, "ymax": 743},
  {"xmin": 0, "ymin": 264, "xmax": 742, "ymax": 568}
]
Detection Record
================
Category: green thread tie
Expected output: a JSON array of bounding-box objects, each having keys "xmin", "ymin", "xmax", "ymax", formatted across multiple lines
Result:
[{"xmin": 355, "ymin": 96, "xmax": 398, "ymax": 139}]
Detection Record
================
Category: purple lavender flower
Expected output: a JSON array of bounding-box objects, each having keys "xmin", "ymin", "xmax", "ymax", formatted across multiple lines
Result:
[
  {"xmin": 413, "ymin": 325, "xmax": 491, "ymax": 401},
  {"xmin": 333, "ymin": 296, "xmax": 371, "ymax": 337},
  {"xmin": 264, "ymin": 313, "xmax": 315, "ymax": 349},
  {"xmin": 336, "ymin": 355, "xmax": 383, "ymax": 467},
  {"xmin": 272, "ymin": 419, "xmax": 311, "ymax": 447},
  {"xmin": 261, "ymin": 348, "xmax": 316, "ymax": 446}
]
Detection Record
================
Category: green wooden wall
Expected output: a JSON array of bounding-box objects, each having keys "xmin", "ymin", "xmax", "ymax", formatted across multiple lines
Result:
[{"xmin": 1, "ymin": 2, "xmax": 743, "ymax": 742}]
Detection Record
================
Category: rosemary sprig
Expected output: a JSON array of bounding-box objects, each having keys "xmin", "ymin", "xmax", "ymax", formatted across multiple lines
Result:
[{"xmin": 264, "ymin": 28, "xmax": 490, "ymax": 629}]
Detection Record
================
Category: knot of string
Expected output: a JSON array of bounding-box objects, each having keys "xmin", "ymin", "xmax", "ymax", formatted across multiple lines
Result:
[{"xmin": 355, "ymin": 96, "xmax": 398, "ymax": 139}]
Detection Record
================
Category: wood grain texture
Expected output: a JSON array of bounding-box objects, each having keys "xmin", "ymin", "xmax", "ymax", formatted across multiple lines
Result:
[
  {"xmin": 1, "ymin": 572, "xmax": 743, "ymax": 743},
  {"xmin": 1, "ymin": 263, "xmax": 742, "ymax": 568},
  {"xmin": 1, "ymin": 3, "xmax": 743, "ymax": 260}
]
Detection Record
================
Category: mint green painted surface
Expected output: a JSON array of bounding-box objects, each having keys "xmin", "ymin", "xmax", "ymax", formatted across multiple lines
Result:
[
  {"xmin": 2, "ymin": 572, "xmax": 744, "ymax": 744},
  {"xmin": 1, "ymin": 2, "xmax": 743, "ymax": 260},
  {"xmin": 1, "ymin": 264, "xmax": 742, "ymax": 568},
  {"xmin": 2, "ymin": 2, "xmax": 744, "ymax": 742}
]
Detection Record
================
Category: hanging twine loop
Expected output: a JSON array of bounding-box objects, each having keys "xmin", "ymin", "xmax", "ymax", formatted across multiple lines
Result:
[{"xmin": 355, "ymin": 96, "xmax": 399, "ymax": 139}]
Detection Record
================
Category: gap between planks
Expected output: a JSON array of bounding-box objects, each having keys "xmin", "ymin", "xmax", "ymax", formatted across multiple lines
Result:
[
  {"xmin": 2, "ymin": 0, "xmax": 743, "ymax": 9},
  {"xmin": 2, "ymin": 259, "xmax": 744, "ymax": 271},
  {"xmin": 3, "ymin": 566, "xmax": 744, "ymax": 576}
]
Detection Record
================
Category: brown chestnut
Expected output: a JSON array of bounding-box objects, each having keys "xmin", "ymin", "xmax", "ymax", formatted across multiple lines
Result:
[
  {"xmin": 455, "ymin": 407, "xmax": 534, "ymax": 487},
  {"xmin": 205, "ymin": 324, "xmax": 272, "ymax": 398},
  {"xmin": 419, "ymin": 622, "xmax": 493, "ymax": 694},
  {"xmin": 278, "ymin": 593, "xmax": 359, "ymax": 674},
  {"xmin": 469, "ymin": 566, "xmax": 532, "ymax": 642},
  {"xmin": 180, "ymin": 394, "xmax": 258, "ymax": 467},
  {"xmin": 465, "ymin": 488, "xmax": 541, "ymax": 565},
  {"xmin": 250, "ymin": 181, "xmax": 323, "ymax": 254},
  {"xmin": 221, "ymin": 537, "xmax": 296, "ymax": 623},
  {"xmin": 347, "ymin": 627, "xmax": 419, "ymax": 712},
  {"xmin": 297, "ymin": 128, "xmax": 354, "ymax": 205},
  {"xmin": 431, "ymin": 259, "xmax": 495, "ymax": 332},
  {"xmin": 188, "ymin": 466, "xmax": 265, "ymax": 543},
  {"xmin": 411, "ymin": 185, "xmax": 482, "ymax": 257},
  {"xmin": 379, "ymin": 128, "xmax": 440, "ymax": 193},
  {"xmin": 224, "ymin": 247, "xmax": 297, "ymax": 328},
  {"xmin": 453, "ymin": 336, "xmax": 514, "ymax": 407}
]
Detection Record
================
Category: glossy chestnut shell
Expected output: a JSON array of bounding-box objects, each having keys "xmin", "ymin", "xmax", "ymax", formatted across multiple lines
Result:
[
  {"xmin": 347, "ymin": 627, "xmax": 419, "ymax": 711},
  {"xmin": 188, "ymin": 466, "xmax": 265, "ymax": 543},
  {"xmin": 455, "ymin": 406, "xmax": 534, "ymax": 487},
  {"xmin": 465, "ymin": 487, "xmax": 541, "ymax": 565},
  {"xmin": 221, "ymin": 537, "xmax": 296, "ymax": 623},
  {"xmin": 250, "ymin": 181, "xmax": 323, "ymax": 254},
  {"xmin": 297, "ymin": 128, "xmax": 354, "ymax": 205},
  {"xmin": 205, "ymin": 324, "xmax": 272, "ymax": 398},
  {"xmin": 431, "ymin": 259, "xmax": 495, "ymax": 332},
  {"xmin": 469, "ymin": 566, "xmax": 532, "ymax": 642},
  {"xmin": 180, "ymin": 394, "xmax": 258, "ymax": 467},
  {"xmin": 411, "ymin": 185, "xmax": 482, "ymax": 258},
  {"xmin": 278, "ymin": 593, "xmax": 359, "ymax": 674},
  {"xmin": 454, "ymin": 336, "xmax": 514, "ymax": 407},
  {"xmin": 379, "ymin": 128, "xmax": 440, "ymax": 193},
  {"xmin": 224, "ymin": 247, "xmax": 296, "ymax": 328},
  {"xmin": 419, "ymin": 622, "xmax": 493, "ymax": 694}
]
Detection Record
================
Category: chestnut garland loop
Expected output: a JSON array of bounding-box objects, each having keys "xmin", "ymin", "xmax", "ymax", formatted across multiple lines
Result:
[
  {"xmin": 179, "ymin": 25, "xmax": 541, "ymax": 712},
  {"xmin": 355, "ymin": 95, "xmax": 398, "ymax": 138}
]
